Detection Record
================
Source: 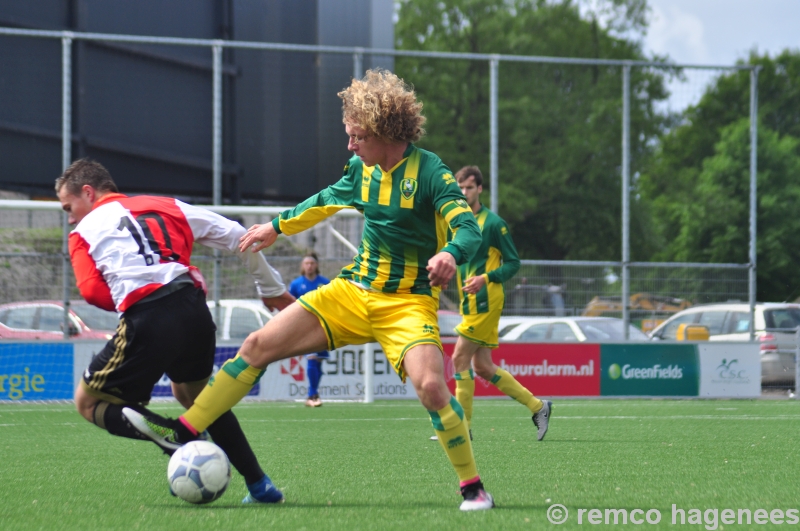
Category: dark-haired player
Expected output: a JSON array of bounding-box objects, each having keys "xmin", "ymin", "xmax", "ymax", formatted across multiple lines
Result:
[{"xmin": 56, "ymin": 157, "xmax": 293, "ymax": 503}]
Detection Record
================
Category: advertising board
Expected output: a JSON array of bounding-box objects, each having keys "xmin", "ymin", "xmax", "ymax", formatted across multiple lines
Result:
[
  {"xmin": 443, "ymin": 343, "xmax": 601, "ymax": 397},
  {"xmin": 0, "ymin": 343, "xmax": 73, "ymax": 401},
  {"xmin": 697, "ymin": 343, "xmax": 761, "ymax": 397},
  {"xmin": 600, "ymin": 344, "xmax": 699, "ymax": 396},
  {"xmin": 259, "ymin": 344, "xmax": 415, "ymax": 401}
]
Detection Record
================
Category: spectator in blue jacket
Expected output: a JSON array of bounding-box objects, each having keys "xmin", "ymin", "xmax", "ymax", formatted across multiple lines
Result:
[{"xmin": 288, "ymin": 252, "xmax": 330, "ymax": 407}]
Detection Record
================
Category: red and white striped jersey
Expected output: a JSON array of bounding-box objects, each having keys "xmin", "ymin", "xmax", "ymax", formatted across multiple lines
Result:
[{"xmin": 69, "ymin": 193, "xmax": 286, "ymax": 312}]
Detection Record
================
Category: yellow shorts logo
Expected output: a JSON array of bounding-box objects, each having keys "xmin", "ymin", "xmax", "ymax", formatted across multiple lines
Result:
[{"xmin": 422, "ymin": 324, "xmax": 435, "ymax": 334}]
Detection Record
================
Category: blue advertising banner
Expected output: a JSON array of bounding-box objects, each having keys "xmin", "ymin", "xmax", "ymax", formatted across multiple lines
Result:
[
  {"xmin": 0, "ymin": 343, "xmax": 74, "ymax": 401},
  {"xmin": 151, "ymin": 346, "xmax": 259, "ymax": 398}
]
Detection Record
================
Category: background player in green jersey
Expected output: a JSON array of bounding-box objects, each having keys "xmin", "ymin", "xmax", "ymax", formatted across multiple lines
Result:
[
  {"xmin": 448, "ymin": 165, "xmax": 552, "ymax": 441},
  {"xmin": 127, "ymin": 69, "xmax": 495, "ymax": 511}
]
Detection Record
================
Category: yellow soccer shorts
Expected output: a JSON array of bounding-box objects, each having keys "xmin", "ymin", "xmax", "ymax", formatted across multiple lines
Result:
[
  {"xmin": 297, "ymin": 277, "xmax": 442, "ymax": 382},
  {"xmin": 455, "ymin": 308, "xmax": 502, "ymax": 349}
]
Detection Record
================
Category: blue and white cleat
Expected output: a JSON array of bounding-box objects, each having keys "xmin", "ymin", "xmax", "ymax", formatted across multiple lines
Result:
[{"xmin": 242, "ymin": 474, "xmax": 284, "ymax": 504}]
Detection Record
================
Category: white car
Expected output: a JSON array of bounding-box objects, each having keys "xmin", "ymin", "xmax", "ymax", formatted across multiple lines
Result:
[
  {"xmin": 499, "ymin": 316, "xmax": 649, "ymax": 342},
  {"xmin": 206, "ymin": 299, "xmax": 272, "ymax": 341},
  {"xmin": 648, "ymin": 302, "xmax": 800, "ymax": 385}
]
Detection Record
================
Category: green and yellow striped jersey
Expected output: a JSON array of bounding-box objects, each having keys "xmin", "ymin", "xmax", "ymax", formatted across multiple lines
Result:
[
  {"xmin": 271, "ymin": 144, "xmax": 481, "ymax": 297},
  {"xmin": 456, "ymin": 205, "xmax": 520, "ymax": 315}
]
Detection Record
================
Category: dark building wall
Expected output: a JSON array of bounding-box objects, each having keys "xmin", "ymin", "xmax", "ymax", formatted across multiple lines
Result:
[{"xmin": 0, "ymin": 0, "xmax": 393, "ymax": 203}]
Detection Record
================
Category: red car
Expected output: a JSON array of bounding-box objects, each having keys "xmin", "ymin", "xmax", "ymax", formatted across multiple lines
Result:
[{"xmin": 0, "ymin": 300, "xmax": 118, "ymax": 340}]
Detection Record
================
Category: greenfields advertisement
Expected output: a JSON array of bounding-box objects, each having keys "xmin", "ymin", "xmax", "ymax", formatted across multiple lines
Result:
[{"xmin": 600, "ymin": 344, "xmax": 699, "ymax": 396}]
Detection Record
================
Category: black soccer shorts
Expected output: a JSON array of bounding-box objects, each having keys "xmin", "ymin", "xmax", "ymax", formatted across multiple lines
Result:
[{"xmin": 81, "ymin": 285, "xmax": 216, "ymax": 405}]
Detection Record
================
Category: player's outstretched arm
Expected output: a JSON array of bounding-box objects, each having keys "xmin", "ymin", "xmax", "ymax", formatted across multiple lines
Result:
[
  {"xmin": 240, "ymin": 223, "xmax": 278, "ymax": 253},
  {"xmin": 262, "ymin": 291, "xmax": 296, "ymax": 312}
]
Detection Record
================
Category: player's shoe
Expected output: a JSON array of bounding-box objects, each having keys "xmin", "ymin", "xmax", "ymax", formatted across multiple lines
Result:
[
  {"xmin": 430, "ymin": 429, "xmax": 472, "ymax": 442},
  {"xmin": 459, "ymin": 481, "xmax": 495, "ymax": 511},
  {"xmin": 305, "ymin": 394, "xmax": 322, "ymax": 407},
  {"xmin": 532, "ymin": 400, "xmax": 552, "ymax": 441},
  {"xmin": 242, "ymin": 474, "xmax": 285, "ymax": 504},
  {"xmin": 122, "ymin": 407, "xmax": 200, "ymax": 455}
]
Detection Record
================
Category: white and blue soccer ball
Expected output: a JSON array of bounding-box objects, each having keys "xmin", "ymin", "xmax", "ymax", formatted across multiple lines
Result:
[{"xmin": 167, "ymin": 440, "xmax": 231, "ymax": 504}]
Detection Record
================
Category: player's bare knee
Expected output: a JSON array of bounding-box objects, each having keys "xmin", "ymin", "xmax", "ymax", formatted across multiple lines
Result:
[
  {"xmin": 76, "ymin": 400, "xmax": 96, "ymax": 423},
  {"xmin": 451, "ymin": 351, "xmax": 473, "ymax": 372},
  {"xmin": 416, "ymin": 379, "xmax": 450, "ymax": 411},
  {"xmin": 474, "ymin": 361, "xmax": 495, "ymax": 381},
  {"xmin": 239, "ymin": 331, "xmax": 272, "ymax": 368},
  {"xmin": 172, "ymin": 387, "xmax": 194, "ymax": 409},
  {"xmin": 76, "ymin": 404, "xmax": 94, "ymax": 423},
  {"xmin": 74, "ymin": 388, "xmax": 96, "ymax": 422}
]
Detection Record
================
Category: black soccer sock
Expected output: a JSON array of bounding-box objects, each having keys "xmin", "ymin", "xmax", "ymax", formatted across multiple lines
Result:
[
  {"xmin": 93, "ymin": 402, "xmax": 149, "ymax": 441},
  {"xmin": 206, "ymin": 410, "xmax": 265, "ymax": 485}
]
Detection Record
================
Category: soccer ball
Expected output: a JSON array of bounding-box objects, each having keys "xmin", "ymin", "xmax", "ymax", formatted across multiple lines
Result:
[{"xmin": 167, "ymin": 441, "xmax": 231, "ymax": 504}]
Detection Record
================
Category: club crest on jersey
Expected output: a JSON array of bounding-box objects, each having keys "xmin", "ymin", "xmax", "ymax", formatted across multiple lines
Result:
[{"xmin": 400, "ymin": 178, "xmax": 418, "ymax": 200}]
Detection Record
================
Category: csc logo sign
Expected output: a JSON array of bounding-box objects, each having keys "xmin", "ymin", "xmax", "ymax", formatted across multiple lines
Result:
[{"xmin": 715, "ymin": 358, "xmax": 749, "ymax": 381}]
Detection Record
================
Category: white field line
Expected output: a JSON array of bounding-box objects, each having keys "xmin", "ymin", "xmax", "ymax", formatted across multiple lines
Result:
[
  {"xmin": 238, "ymin": 415, "xmax": 800, "ymax": 422},
  {"xmin": 2, "ymin": 414, "xmax": 800, "ymax": 427}
]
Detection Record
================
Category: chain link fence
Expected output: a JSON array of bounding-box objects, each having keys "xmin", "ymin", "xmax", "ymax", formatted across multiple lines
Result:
[{"xmin": 0, "ymin": 28, "xmax": 787, "ymax": 395}]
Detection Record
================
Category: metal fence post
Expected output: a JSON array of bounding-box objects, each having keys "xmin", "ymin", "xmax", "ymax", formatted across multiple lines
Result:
[
  {"xmin": 795, "ymin": 327, "xmax": 800, "ymax": 398},
  {"xmin": 748, "ymin": 66, "xmax": 760, "ymax": 341},
  {"xmin": 212, "ymin": 41, "xmax": 223, "ymax": 330},
  {"xmin": 621, "ymin": 64, "xmax": 631, "ymax": 339},
  {"xmin": 61, "ymin": 33, "xmax": 73, "ymax": 340},
  {"xmin": 364, "ymin": 343, "xmax": 374, "ymax": 403},
  {"xmin": 489, "ymin": 55, "xmax": 499, "ymax": 214},
  {"xmin": 353, "ymin": 48, "xmax": 363, "ymax": 80}
]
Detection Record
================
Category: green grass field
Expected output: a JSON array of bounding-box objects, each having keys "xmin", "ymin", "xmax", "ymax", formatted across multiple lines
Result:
[{"xmin": 2, "ymin": 399, "xmax": 799, "ymax": 530}]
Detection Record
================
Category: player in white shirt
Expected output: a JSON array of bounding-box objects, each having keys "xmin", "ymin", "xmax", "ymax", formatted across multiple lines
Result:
[{"xmin": 57, "ymin": 158, "xmax": 292, "ymax": 504}]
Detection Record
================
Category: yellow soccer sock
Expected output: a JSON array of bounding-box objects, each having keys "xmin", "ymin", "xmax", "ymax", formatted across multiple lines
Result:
[
  {"xmin": 429, "ymin": 396, "xmax": 479, "ymax": 483},
  {"xmin": 182, "ymin": 354, "xmax": 265, "ymax": 432},
  {"xmin": 454, "ymin": 369, "xmax": 475, "ymax": 427},
  {"xmin": 491, "ymin": 368, "xmax": 543, "ymax": 414}
]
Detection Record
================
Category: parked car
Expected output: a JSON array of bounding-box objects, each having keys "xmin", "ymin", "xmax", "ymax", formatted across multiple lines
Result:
[
  {"xmin": 207, "ymin": 299, "xmax": 273, "ymax": 341},
  {"xmin": 437, "ymin": 310, "xmax": 462, "ymax": 337},
  {"xmin": 648, "ymin": 302, "xmax": 800, "ymax": 385},
  {"xmin": 499, "ymin": 316, "xmax": 649, "ymax": 342},
  {"xmin": 0, "ymin": 300, "xmax": 118, "ymax": 339},
  {"xmin": 0, "ymin": 298, "xmax": 275, "ymax": 342}
]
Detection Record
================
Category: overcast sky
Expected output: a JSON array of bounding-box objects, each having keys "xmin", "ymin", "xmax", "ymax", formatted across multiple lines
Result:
[
  {"xmin": 639, "ymin": 0, "xmax": 799, "ymax": 110},
  {"xmin": 644, "ymin": 0, "xmax": 800, "ymax": 66}
]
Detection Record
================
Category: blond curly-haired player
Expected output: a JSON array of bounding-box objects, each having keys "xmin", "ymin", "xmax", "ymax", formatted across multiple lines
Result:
[{"xmin": 126, "ymin": 69, "xmax": 495, "ymax": 511}]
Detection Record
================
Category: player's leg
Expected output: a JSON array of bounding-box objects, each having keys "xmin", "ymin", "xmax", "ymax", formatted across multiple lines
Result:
[
  {"xmin": 403, "ymin": 344, "xmax": 493, "ymax": 510},
  {"xmin": 174, "ymin": 379, "xmax": 283, "ymax": 504},
  {"xmin": 128, "ymin": 279, "xmax": 367, "ymax": 442},
  {"xmin": 177, "ymin": 302, "xmax": 329, "ymax": 434},
  {"xmin": 74, "ymin": 384, "xmax": 148, "ymax": 441},
  {"xmin": 472, "ymin": 350, "xmax": 552, "ymax": 441},
  {"xmin": 450, "ymin": 336, "xmax": 480, "ymax": 429},
  {"xmin": 306, "ymin": 354, "xmax": 323, "ymax": 407},
  {"xmin": 76, "ymin": 315, "xmax": 171, "ymax": 441}
]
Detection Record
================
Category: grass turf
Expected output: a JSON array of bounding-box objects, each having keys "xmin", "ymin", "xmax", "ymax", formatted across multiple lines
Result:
[{"xmin": 1, "ymin": 399, "xmax": 799, "ymax": 530}]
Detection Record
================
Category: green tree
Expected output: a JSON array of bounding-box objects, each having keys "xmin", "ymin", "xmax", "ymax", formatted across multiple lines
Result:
[
  {"xmin": 395, "ymin": 0, "xmax": 667, "ymax": 262},
  {"xmin": 639, "ymin": 51, "xmax": 800, "ymax": 300}
]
